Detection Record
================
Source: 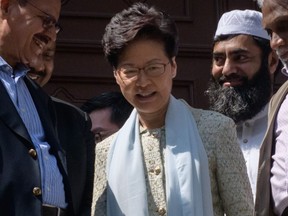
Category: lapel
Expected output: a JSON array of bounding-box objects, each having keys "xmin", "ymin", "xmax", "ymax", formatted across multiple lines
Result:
[
  {"xmin": 0, "ymin": 81, "xmax": 33, "ymax": 145},
  {"xmin": 255, "ymin": 81, "xmax": 288, "ymax": 216},
  {"xmin": 270, "ymin": 81, "xmax": 288, "ymax": 120},
  {"xmin": 259, "ymin": 81, "xmax": 288, "ymax": 168},
  {"xmin": 1, "ymin": 76, "xmax": 73, "ymax": 209}
]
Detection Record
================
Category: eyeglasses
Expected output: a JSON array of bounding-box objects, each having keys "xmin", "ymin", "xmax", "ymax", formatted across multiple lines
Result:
[
  {"xmin": 26, "ymin": 1, "xmax": 62, "ymax": 34},
  {"xmin": 117, "ymin": 62, "xmax": 170, "ymax": 81}
]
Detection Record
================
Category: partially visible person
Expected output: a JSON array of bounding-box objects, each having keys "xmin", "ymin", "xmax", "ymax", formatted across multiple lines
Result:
[
  {"xmin": 0, "ymin": 0, "xmax": 94, "ymax": 215},
  {"xmin": 28, "ymin": 42, "xmax": 56, "ymax": 86},
  {"xmin": 81, "ymin": 91, "xmax": 133, "ymax": 142},
  {"xmin": 205, "ymin": 9, "xmax": 278, "ymax": 201},
  {"xmin": 254, "ymin": 0, "xmax": 288, "ymax": 215},
  {"xmin": 91, "ymin": 3, "xmax": 253, "ymax": 216}
]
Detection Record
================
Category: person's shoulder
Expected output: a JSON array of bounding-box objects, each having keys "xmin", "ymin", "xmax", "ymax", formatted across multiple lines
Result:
[
  {"xmin": 95, "ymin": 133, "xmax": 117, "ymax": 165},
  {"xmin": 51, "ymin": 97, "xmax": 89, "ymax": 120},
  {"xmin": 96, "ymin": 133, "xmax": 116, "ymax": 152},
  {"xmin": 51, "ymin": 97, "xmax": 81, "ymax": 111},
  {"xmin": 179, "ymin": 98, "xmax": 233, "ymax": 125},
  {"xmin": 190, "ymin": 106, "xmax": 234, "ymax": 126},
  {"xmin": 270, "ymin": 80, "xmax": 288, "ymax": 110},
  {"xmin": 274, "ymin": 80, "xmax": 288, "ymax": 95},
  {"xmin": 272, "ymin": 80, "xmax": 288, "ymax": 99}
]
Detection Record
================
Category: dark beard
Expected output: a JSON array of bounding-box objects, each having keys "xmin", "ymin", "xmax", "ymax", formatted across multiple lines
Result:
[{"xmin": 205, "ymin": 62, "xmax": 272, "ymax": 123}]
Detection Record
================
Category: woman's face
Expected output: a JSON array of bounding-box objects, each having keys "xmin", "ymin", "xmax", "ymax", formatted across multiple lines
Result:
[{"xmin": 114, "ymin": 39, "xmax": 177, "ymax": 117}]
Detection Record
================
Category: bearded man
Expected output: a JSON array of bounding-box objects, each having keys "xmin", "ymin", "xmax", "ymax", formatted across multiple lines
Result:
[{"xmin": 205, "ymin": 9, "xmax": 279, "ymax": 201}]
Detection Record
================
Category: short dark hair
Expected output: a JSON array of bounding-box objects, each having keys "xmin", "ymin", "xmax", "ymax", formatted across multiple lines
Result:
[
  {"xmin": 81, "ymin": 92, "xmax": 133, "ymax": 128},
  {"xmin": 102, "ymin": 2, "xmax": 179, "ymax": 67}
]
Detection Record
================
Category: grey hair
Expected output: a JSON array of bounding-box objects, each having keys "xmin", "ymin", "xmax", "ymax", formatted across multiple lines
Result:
[{"xmin": 256, "ymin": 0, "xmax": 263, "ymax": 8}]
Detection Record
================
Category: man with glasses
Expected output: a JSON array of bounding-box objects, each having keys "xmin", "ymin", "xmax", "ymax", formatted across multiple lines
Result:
[
  {"xmin": 0, "ymin": 0, "xmax": 94, "ymax": 216},
  {"xmin": 26, "ymin": 1, "xmax": 62, "ymax": 34}
]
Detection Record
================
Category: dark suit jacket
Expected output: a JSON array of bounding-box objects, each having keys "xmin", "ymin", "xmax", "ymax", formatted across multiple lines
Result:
[
  {"xmin": 255, "ymin": 81, "xmax": 288, "ymax": 216},
  {"xmin": 0, "ymin": 77, "xmax": 95, "ymax": 216}
]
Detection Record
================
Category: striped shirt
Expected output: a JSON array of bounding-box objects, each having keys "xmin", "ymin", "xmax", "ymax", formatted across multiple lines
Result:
[{"xmin": 0, "ymin": 57, "xmax": 67, "ymax": 208}]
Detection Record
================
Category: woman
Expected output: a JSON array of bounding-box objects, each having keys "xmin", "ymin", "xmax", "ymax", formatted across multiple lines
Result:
[{"xmin": 91, "ymin": 3, "xmax": 253, "ymax": 216}]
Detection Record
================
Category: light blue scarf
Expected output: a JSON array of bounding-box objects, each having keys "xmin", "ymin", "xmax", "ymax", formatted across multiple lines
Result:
[{"xmin": 106, "ymin": 96, "xmax": 213, "ymax": 215}]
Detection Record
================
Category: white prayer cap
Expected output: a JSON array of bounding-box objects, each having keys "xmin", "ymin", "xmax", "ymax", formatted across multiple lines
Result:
[{"xmin": 214, "ymin": 9, "xmax": 270, "ymax": 40}]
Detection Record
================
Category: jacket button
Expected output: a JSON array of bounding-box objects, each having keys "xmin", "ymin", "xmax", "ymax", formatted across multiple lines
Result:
[
  {"xmin": 32, "ymin": 187, "xmax": 42, "ymax": 196},
  {"xmin": 28, "ymin": 149, "xmax": 37, "ymax": 159},
  {"xmin": 157, "ymin": 207, "xmax": 166, "ymax": 215},
  {"xmin": 154, "ymin": 166, "xmax": 161, "ymax": 175}
]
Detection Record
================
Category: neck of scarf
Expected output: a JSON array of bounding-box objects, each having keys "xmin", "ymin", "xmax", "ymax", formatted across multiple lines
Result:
[{"xmin": 106, "ymin": 95, "xmax": 213, "ymax": 216}]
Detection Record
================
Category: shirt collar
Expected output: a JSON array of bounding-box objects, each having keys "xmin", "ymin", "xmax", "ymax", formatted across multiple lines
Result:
[
  {"xmin": 0, "ymin": 57, "xmax": 13, "ymax": 72},
  {"xmin": 0, "ymin": 56, "xmax": 30, "ymax": 77},
  {"xmin": 237, "ymin": 103, "xmax": 268, "ymax": 126}
]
